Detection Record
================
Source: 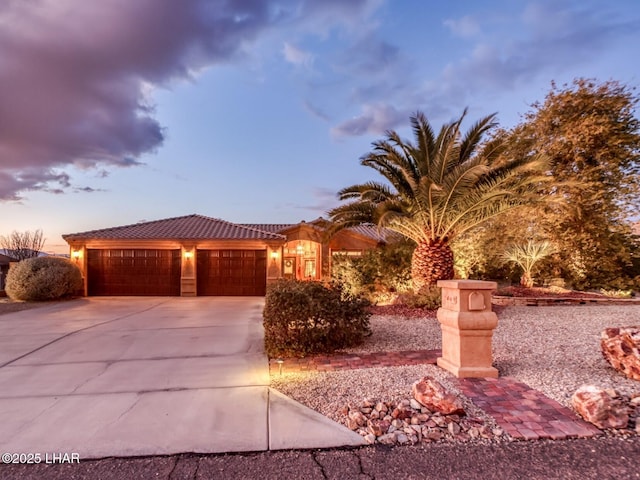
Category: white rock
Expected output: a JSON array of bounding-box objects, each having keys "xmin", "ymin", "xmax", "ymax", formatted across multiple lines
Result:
[
  {"xmin": 377, "ymin": 433, "xmax": 396, "ymax": 445},
  {"xmin": 364, "ymin": 433, "xmax": 376, "ymax": 444}
]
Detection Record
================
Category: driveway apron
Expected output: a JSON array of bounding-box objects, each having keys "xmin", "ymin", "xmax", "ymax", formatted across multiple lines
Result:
[{"xmin": 0, "ymin": 297, "xmax": 363, "ymax": 458}]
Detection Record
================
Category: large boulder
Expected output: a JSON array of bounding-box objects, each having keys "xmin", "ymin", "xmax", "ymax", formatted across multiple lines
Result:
[
  {"xmin": 412, "ymin": 377, "xmax": 465, "ymax": 415},
  {"xmin": 600, "ymin": 327, "xmax": 640, "ymax": 380},
  {"xmin": 571, "ymin": 385, "xmax": 629, "ymax": 429}
]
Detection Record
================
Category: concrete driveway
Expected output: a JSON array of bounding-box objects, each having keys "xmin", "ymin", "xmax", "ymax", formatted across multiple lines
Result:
[{"xmin": 0, "ymin": 298, "xmax": 363, "ymax": 459}]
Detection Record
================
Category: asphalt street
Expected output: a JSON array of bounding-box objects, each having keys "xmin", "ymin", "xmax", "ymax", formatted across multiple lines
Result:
[{"xmin": 1, "ymin": 436, "xmax": 638, "ymax": 480}]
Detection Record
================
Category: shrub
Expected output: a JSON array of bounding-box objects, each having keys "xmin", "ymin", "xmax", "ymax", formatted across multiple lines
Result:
[
  {"xmin": 395, "ymin": 286, "xmax": 442, "ymax": 310},
  {"xmin": 331, "ymin": 240, "xmax": 414, "ymax": 304},
  {"xmin": 600, "ymin": 288, "xmax": 634, "ymax": 299},
  {"xmin": 6, "ymin": 256, "xmax": 83, "ymax": 301},
  {"xmin": 263, "ymin": 279, "xmax": 371, "ymax": 357}
]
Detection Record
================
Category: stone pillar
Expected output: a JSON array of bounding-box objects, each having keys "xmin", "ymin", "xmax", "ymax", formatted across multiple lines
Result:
[
  {"xmin": 180, "ymin": 246, "xmax": 197, "ymax": 296},
  {"xmin": 436, "ymin": 280, "xmax": 499, "ymax": 378}
]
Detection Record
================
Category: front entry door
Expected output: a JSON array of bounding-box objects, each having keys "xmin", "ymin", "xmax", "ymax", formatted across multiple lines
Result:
[{"xmin": 283, "ymin": 257, "xmax": 296, "ymax": 280}]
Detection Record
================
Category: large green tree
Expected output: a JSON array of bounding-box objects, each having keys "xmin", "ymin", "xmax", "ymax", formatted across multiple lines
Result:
[
  {"xmin": 489, "ymin": 79, "xmax": 640, "ymax": 288},
  {"xmin": 329, "ymin": 110, "xmax": 546, "ymax": 291}
]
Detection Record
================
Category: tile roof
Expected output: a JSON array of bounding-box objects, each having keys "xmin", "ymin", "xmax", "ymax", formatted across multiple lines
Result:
[
  {"xmin": 241, "ymin": 224, "xmax": 296, "ymax": 234},
  {"xmin": 244, "ymin": 222, "xmax": 399, "ymax": 243},
  {"xmin": 346, "ymin": 224, "xmax": 400, "ymax": 243},
  {"xmin": 63, "ymin": 215, "xmax": 286, "ymax": 241}
]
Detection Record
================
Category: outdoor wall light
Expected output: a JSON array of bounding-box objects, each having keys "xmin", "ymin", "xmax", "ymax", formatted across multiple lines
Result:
[
  {"xmin": 276, "ymin": 358, "xmax": 284, "ymax": 375},
  {"xmin": 184, "ymin": 251, "xmax": 193, "ymax": 259},
  {"xmin": 271, "ymin": 251, "xmax": 278, "ymax": 260},
  {"xmin": 72, "ymin": 250, "xmax": 81, "ymax": 259}
]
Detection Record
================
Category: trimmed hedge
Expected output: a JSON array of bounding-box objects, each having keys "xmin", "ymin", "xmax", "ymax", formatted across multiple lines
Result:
[
  {"xmin": 263, "ymin": 279, "xmax": 371, "ymax": 357},
  {"xmin": 6, "ymin": 256, "xmax": 83, "ymax": 301}
]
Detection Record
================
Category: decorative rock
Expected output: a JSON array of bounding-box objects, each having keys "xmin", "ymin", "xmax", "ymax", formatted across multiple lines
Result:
[
  {"xmin": 572, "ymin": 385, "xmax": 629, "ymax": 429},
  {"xmin": 367, "ymin": 420, "xmax": 386, "ymax": 437},
  {"xmin": 409, "ymin": 399, "xmax": 423, "ymax": 410},
  {"xmin": 636, "ymin": 418, "xmax": 640, "ymax": 434},
  {"xmin": 348, "ymin": 410, "xmax": 367, "ymax": 427},
  {"xmin": 340, "ymin": 392, "xmax": 501, "ymax": 446},
  {"xmin": 346, "ymin": 417, "xmax": 360, "ymax": 431},
  {"xmin": 412, "ymin": 377, "xmax": 466, "ymax": 415},
  {"xmin": 375, "ymin": 402, "xmax": 388, "ymax": 413},
  {"xmin": 600, "ymin": 327, "xmax": 640, "ymax": 380},
  {"xmin": 363, "ymin": 397, "xmax": 376, "ymax": 408},
  {"xmin": 377, "ymin": 433, "xmax": 396, "ymax": 445},
  {"xmin": 432, "ymin": 416, "xmax": 447, "ymax": 427},
  {"xmin": 391, "ymin": 407, "xmax": 413, "ymax": 420},
  {"xmin": 448, "ymin": 422, "xmax": 461, "ymax": 435}
]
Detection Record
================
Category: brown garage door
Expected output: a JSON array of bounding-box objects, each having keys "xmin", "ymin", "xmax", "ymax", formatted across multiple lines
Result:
[
  {"xmin": 197, "ymin": 249, "xmax": 267, "ymax": 296},
  {"xmin": 87, "ymin": 249, "xmax": 181, "ymax": 296}
]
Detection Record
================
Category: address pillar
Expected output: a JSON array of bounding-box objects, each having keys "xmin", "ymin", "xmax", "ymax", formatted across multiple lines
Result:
[{"xmin": 436, "ymin": 279, "xmax": 499, "ymax": 378}]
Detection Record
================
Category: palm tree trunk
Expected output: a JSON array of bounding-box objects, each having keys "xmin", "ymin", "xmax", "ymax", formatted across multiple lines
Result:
[
  {"xmin": 520, "ymin": 272, "xmax": 534, "ymax": 288},
  {"xmin": 411, "ymin": 239, "xmax": 454, "ymax": 292}
]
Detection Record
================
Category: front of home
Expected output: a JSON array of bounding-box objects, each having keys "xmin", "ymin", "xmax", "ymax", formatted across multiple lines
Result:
[{"xmin": 63, "ymin": 214, "xmax": 395, "ymax": 297}]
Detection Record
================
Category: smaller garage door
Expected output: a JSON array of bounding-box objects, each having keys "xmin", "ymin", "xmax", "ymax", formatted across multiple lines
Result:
[
  {"xmin": 197, "ymin": 249, "xmax": 267, "ymax": 296},
  {"xmin": 87, "ymin": 249, "xmax": 181, "ymax": 296}
]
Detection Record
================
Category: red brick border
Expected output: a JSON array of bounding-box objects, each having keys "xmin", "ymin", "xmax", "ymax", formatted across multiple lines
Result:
[
  {"xmin": 455, "ymin": 377, "xmax": 601, "ymax": 440},
  {"xmin": 269, "ymin": 349, "xmax": 441, "ymax": 375}
]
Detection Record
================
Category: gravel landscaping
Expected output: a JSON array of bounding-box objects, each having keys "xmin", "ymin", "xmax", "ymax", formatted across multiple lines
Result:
[{"xmin": 271, "ymin": 305, "xmax": 640, "ymax": 442}]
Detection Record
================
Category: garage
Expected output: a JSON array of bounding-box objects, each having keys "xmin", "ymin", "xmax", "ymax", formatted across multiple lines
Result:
[
  {"xmin": 87, "ymin": 249, "xmax": 181, "ymax": 296},
  {"xmin": 197, "ymin": 249, "xmax": 267, "ymax": 296}
]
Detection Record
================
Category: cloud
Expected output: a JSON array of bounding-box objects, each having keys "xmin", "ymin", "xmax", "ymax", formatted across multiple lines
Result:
[
  {"xmin": 282, "ymin": 42, "xmax": 314, "ymax": 68},
  {"xmin": 444, "ymin": 15, "xmax": 481, "ymax": 38},
  {"xmin": 331, "ymin": 104, "xmax": 408, "ymax": 138},
  {"xmin": 434, "ymin": 2, "xmax": 640, "ymax": 102},
  {"xmin": 329, "ymin": 1, "xmax": 640, "ymax": 137},
  {"xmin": 303, "ymin": 101, "xmax": 331, "ymax": 122},
  {"xmin": 0, "ymin": 0, "xmax": 278, "ymax": 201},
  {"xmin": 280, "ymin": 187, "xmax": 340, "ymax": 216}
]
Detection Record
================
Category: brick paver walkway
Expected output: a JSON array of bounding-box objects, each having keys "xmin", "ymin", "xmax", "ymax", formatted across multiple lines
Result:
[
  {"xmin": 456, "ymin": 377, "xmax": 601, "ymax": 440},
  {"xmin": 271, "ymin": 349, "xmax": 603, "ymax": 441}
]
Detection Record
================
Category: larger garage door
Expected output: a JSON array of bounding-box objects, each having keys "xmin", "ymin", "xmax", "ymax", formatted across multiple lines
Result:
[
  {"xmin": 197, "ymin": 249, "xmax": 267, "ymax": 296},
  {"xmin": 87, "ymin": 249, "xmax": 181, "ymax": 296}
]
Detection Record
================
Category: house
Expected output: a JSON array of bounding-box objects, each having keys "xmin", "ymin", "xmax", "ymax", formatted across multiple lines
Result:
[
  {"xmin": 63, "ymin": 214, "xmax": 397, "ymax": 297},
  {"xmin": 0, "ymin": 254, "xmax": 16, "ymax": 291}
]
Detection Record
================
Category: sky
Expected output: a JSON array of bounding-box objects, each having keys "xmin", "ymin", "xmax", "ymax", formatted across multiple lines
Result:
[{"xmin": 1, "ymin": 0, "xmax": 639, "ymax": 254}]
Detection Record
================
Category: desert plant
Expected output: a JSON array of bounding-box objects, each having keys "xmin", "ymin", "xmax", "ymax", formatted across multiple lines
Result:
[
  {"xmin": 6, "ymin": 256, "xmax": 83, "ymax": 301},
  {"xmin": 599, "ymin": 288, "xmax": 633, "ymax": 299},
  {"xmin": 329, "ymin": 110, "xmax": 547, "ymax": 291},
  {"xmin": 263, "ymin": 279, "xmax": 370, "ymax": 357},
  {"xmin": 331, "ymin": 241, "xmax": 414, "ymax": 303},
  {"xmin": 395, "ymin": 286, "xmax": 442, "ymax": 310},
  {"xmin": 502, "ymin": 240, "xmax": 555, "ymax": 288}
]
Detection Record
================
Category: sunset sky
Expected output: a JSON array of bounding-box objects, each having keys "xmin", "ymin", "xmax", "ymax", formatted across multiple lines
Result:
[{"xmin": 1, "ymin": 0, "xmax": 639, "ymax": 253}]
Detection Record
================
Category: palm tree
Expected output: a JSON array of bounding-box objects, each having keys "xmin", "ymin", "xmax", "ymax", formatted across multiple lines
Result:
[
  {"xmin": 329, "ymin": 110, "xmax": 547, "ymax": 291},
  {"xmin": 502, "ymin": 240, "xmax": 555, "ymax": 288}
]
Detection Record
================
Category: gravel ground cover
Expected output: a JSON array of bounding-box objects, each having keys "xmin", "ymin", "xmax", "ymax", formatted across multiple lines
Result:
[{"xmin": 271, "ymin": 305, "xmax": 640, "ymax": 442}]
